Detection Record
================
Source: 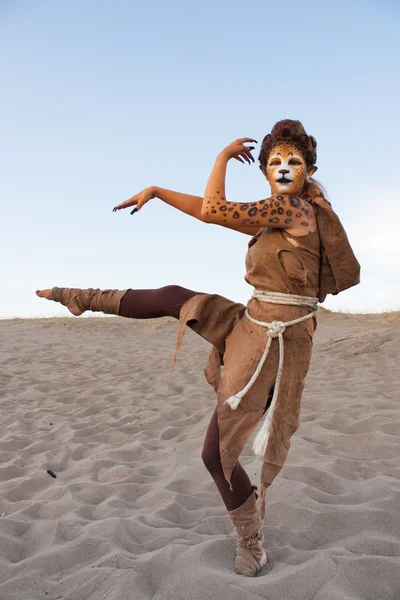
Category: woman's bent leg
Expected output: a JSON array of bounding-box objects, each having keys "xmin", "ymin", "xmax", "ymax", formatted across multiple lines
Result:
[
  {"xmin": 201, "ymin": 409, "xmax": 253, "ymax": 511},
  {"xmin": 202, "ymin": 408, "xmax": 267, "ymax": 575}
]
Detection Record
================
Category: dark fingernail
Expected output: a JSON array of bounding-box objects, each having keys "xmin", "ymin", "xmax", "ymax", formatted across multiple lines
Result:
[
  {"xmin": 112, "ymin": 207, "xmax": 117, "ymax": 212},
  {"xmin": 47, "ymin": 469, "xmax": 57, "ymax": 478},
  {"xmin": 130, "ymin": 208, "xmax": 137, "ymax": 215}
]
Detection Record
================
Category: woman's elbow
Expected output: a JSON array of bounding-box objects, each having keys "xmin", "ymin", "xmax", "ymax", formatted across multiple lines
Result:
[{"xmin": 200, "ymin": 206, "xmax": 211, "ymax": 223}]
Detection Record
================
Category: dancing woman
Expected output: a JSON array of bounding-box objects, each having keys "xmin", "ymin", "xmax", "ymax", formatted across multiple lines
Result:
[{"xmin": 36, "ymin": 120, "xmax": 360, "ymax": 576}]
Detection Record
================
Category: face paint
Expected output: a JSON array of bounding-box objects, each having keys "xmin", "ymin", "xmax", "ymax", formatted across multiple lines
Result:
[{"xmin": 266, "ymin": 144, "xmax": 309, "ymax": 196}]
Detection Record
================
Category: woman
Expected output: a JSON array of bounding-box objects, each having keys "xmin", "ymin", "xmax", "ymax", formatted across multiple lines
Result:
[{"xmin": 36, "ymin": 120, "xmax": 360, "ymax": 577}]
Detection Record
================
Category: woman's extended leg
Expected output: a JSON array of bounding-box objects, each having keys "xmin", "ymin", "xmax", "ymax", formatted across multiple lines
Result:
[{"xmin": 36, "ymin": 285, "xmax": 200, "ymax": 319}]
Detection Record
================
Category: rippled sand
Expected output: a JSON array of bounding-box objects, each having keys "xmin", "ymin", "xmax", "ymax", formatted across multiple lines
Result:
[{"xmin": 0, "ymin": 311, "xmax": 399, "ymax": 599}]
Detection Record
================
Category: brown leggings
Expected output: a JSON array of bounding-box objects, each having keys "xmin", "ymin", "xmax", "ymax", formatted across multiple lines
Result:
[{"xmin": 119, "ymin": 285, "xmax": 260, "ymax": 510}]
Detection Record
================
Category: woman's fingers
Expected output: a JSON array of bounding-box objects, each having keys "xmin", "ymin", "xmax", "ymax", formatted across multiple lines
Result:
[
  {"xmin": 239, "ymin": 146, "xmax": 256, "ymax": 164},
  {"xmin": 233, "ymin": 149, "xmax": 255, "ymax": 165},
  {"xmin": 239, "ymin": 137, "xmax": 258, "ymax": 144},
  {"xmin": 113, "ymin": 197, "xmax": 138, "ymax": 211},
  {"xmin": 130, "ymin": 200, "xmax": 142, "ymax": 214},
  {"xmin": 221, "ymin": 138, "xmax": 257, "ymax": 163},
  {"xmin": 243, "ymin": 148, "xmax": 255, "ymax": 163}
]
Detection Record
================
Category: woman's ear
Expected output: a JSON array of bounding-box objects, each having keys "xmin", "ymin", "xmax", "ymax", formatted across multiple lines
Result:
[{"xmin": 308, "ymin": 165, "xmax": 318, "ymax": 178}]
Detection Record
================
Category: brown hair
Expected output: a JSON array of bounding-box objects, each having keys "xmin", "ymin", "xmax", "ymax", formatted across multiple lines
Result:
[{"xmin": 258, "ymin": 119, "xmax": 317, "ymax": 171}]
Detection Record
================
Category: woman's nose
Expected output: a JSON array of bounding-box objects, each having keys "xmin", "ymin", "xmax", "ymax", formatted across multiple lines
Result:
[{"xmin": 279, "ymin": 169, "xmax": 290, "ymax": 175}]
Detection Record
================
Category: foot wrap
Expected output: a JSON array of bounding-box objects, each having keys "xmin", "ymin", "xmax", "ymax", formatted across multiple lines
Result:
[
  {"xmin": 228, "ymin": 489, "xmax": 267, "ymax": 576},
  {"xmin": 51, "ymin": 287, "xmax": 127, "ymax": 315}
]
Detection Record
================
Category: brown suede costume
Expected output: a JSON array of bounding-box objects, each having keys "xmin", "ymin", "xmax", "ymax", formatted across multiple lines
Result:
[
  {"xmin": 174, "ymin": 191, "xmax": 360, "ymax": 521},
  {"xmin": 45, "ymin": 192, "xmax": 360, "ymax": 524}
]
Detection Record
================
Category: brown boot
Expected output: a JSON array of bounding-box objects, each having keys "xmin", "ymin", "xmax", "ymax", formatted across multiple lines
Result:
[
  {"xmin": 228, "ymin": 489, "xmax": 267, "ymax": 576},
  {"xmin": 36, "ymin": 287, "xmax": 127, "ymax": 316}
]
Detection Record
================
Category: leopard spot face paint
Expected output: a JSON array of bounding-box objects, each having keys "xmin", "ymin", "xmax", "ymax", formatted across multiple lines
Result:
[{"xmin": 266, "ymin": 143, "xmax": 308, "ymax": 196}]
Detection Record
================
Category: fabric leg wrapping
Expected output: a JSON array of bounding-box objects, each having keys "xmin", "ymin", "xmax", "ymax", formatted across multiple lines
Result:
[{"xmin": 51, "ymin": 287, "xmax": 127, "ymax": 315}]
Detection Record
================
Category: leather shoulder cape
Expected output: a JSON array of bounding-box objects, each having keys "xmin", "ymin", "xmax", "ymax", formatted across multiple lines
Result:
[{"xmin": 308, "ymin": 191, "xmax": 360, "ymax": 302}]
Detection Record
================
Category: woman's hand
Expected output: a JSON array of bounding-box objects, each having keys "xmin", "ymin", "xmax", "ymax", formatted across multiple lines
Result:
[
  {"xmin": 218, "ymin": 138, "xmax": 257, "ymax": 165},
  {"xmin": 113, "ymin": 186, "xmax": 157, "ymax": 214}
]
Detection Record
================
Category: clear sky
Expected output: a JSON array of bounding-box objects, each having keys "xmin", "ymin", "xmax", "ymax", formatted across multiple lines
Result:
[{"xmin": 1, "ymin": 0, "xmax": 399, "ymax": 318}]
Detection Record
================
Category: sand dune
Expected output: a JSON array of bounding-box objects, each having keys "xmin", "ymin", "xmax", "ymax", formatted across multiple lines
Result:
[{"xmin": 0, "ymin": 311, "xmax": 399, "ymax": 599}]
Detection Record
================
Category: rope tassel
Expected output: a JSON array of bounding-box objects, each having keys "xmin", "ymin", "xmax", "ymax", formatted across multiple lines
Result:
[
  {"xmin": 252, "ymin": 413, "xmax": 271, "ymax": 456},
  {"xmin": 225, "ymin": 394, "xmax": 243, "ymax": 410},
  {"xmin": 253, "ymin": 329, "xmax": 285, "ymax": 456}
]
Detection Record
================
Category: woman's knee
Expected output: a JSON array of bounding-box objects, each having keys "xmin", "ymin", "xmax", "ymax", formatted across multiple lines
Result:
[
  {"xmin": 158, "ymin": 285, "xmax": 198, "ymax": 304},
  {"xmin": 156, "ymin": 285, "xmax": 200, "ymax": 319},
  {"xmin": 158, "ymin": 285, "xmax": 186, "ymax": 295},
  {"xmin": 201, "ymin": 445, "xmax": 222, "ymax": 474}
]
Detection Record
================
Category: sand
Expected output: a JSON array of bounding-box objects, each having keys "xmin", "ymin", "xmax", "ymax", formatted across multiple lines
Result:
[{"xmin": 0, "ymin": 310, "xmax": 399, "ymax": 600}]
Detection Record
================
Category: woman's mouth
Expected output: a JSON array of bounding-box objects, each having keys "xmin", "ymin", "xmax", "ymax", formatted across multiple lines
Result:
[{"xmin": 276, "ymin": 177, "xmax": 292, "ymax": 184}]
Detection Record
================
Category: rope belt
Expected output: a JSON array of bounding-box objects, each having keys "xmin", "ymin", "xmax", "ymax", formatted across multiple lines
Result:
[{"xmin": 224, "ymin": 290, "xmax": 319, "ymax": 457}]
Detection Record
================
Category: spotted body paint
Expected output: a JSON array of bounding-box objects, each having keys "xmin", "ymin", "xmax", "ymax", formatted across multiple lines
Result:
[
  {"xmin": 289, "ymin": 196, "xmax": 302, "ymax": 208},
  {"xmin": 202, "ymin": 194, "xmax": 315, "ymax": 232}
]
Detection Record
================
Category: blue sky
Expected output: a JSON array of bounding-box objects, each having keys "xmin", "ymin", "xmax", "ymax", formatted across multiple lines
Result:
[{"xmin": 1, "ymin": 0, "xmax": 399, "ymax": 317}]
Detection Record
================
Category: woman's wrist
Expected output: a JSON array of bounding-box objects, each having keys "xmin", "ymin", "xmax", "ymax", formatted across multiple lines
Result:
[
  {"xmin": 151, "ymin": 186, "xmax": 160, "ymax": 199},
  {"xmin": 216, "ymin": 151, "xmax": 230, "ymax": 164}
]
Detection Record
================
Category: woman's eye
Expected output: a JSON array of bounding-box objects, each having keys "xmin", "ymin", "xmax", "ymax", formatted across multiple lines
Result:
[
  {"xmin": 289, "ymin": 160, "xmax": 301, "ymax": 166},
  {"xmin": 269, "ymin": 161, "xmax": 280, "ymax": 166}
]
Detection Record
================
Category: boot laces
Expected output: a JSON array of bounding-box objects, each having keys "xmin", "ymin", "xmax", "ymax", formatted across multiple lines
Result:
[{"xmin": 238, "ymin": 531, "xmax": 264, "ymax": 549}]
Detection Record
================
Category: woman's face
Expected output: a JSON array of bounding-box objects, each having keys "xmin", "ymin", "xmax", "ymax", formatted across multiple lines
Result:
[{"xmin": 265, "ymin": 144, "xmax": 314, "ymax": 196}]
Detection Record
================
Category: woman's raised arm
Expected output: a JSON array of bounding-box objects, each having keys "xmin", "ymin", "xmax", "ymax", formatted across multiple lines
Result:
[{"xmin": 201, "ymin": 139, "xmax": 316, "ymax": 236}]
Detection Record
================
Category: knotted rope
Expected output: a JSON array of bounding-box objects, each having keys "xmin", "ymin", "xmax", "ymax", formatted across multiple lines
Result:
[{"xmin": 224, "ymin": 290, "xmax": 319, "ymax": 457}]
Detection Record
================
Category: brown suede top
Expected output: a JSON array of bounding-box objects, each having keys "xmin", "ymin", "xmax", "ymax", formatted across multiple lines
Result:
[{"xmin": 245, "ymin": 228, "xmax": 320, "ymax": 295}]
